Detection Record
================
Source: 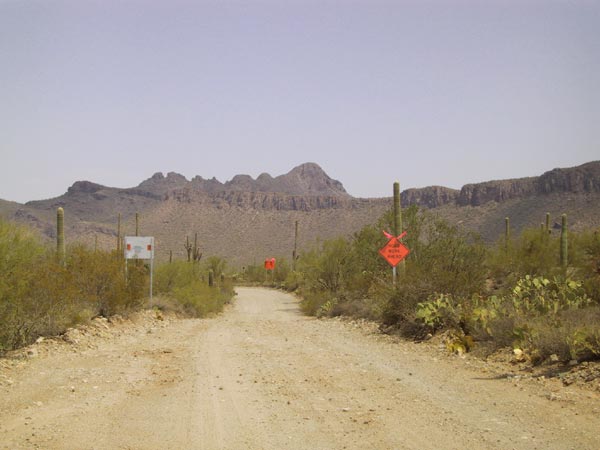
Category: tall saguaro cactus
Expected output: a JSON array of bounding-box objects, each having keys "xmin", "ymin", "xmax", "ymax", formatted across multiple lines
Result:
[
  {"xmin": 116, "ymin": 213, "xmax": 122, "ymax": 253},
  {"xmin": 184, "ymin": 234, "xmax": 202, "ymax": 263},
  {"xmin": 192, "ymin": 233, "xmax": 202, "ymax": 262},
  {"xmin": 57, "ymin": 207, "xmax": 65, "ymax": 265},
  {"xmin": 505, "ymin": 217, "xmax": 510, "ymax": 253},
  {"xmin": 560, "ymin": 213, "xmax": 568, "ymax": 268},
  {"xmin": 292, "ymin": 220, "xmax": 299, "ymax": 272},
  {"xmin": 393, "ymin": 182, "xmax": 405, "ymax": 278},
  {"xmin": 540, "ymin": 223, "xmax": 545, "ymax": 238}
]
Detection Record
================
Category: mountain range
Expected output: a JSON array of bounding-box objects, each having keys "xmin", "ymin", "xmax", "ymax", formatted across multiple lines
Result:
[{"xmin": 1, "ymin": 161, "xmax": 599, "ymax": 266}]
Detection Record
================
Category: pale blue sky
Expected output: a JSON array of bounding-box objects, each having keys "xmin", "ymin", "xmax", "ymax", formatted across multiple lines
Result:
[{"xmin": 1, "ymin": 0, "xmax": 598, "ymax": 203}]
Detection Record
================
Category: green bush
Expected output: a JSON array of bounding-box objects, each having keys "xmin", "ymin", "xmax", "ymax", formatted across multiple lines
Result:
[
  {"xmin": 154, "ymin": 260, "xmax": 234, "ymax": 317},
  {"xmin": 289, "ymin": 206, "xmax": 600, "ymax": 363},
  {"xmin": 382, "ymin": 216, "xmax": 487, "ymax": 324},
  {"xmin": 0, "ymin": 219, "xmax": 148, "ymax": 353},
  {"xmin": 289, "ymin": 208, "xmax": 488, "ymax": 325},
  {"xmin": 572, "ymin": 230, "xmax": 600, "ymax": 302},
  {"xmin": 68, "ymin": 245, "xmax": 147, "ymax": 316},
  {"xmin": 462, "ymin": 276, "xmax": 597, "ymax": 362},
  {"xmin": 295, "ymin": 238, "xmax": 351, "ymax": 314}
]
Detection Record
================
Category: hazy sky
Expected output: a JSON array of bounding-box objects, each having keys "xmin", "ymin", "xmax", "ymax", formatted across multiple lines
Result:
[{"xmin": 1, "ymin": 0, "xmax": 598, "ymax": 203}]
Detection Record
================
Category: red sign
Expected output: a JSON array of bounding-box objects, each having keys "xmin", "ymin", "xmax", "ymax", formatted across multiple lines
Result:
[
  {"xmin": 379, "ymin": 235, "xmax": 410, "ymax": 267},
  {"xmin": 264, "ymin": 258, "xmax": 276, "ymax": 270}
]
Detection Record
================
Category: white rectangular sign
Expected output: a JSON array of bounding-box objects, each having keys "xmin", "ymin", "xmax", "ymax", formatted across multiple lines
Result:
[{"xmin": 124, "ymin": 236, "xmax": 154, "ymax": 260}]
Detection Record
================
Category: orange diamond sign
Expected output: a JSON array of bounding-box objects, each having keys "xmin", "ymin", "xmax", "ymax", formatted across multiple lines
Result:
[{"xmin": 379, "ymin": 237, "xmax": 410, "ymax": 267}]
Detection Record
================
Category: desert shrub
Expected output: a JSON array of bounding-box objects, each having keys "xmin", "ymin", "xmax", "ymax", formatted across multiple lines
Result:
[
  {"xmin": 487, "ymin": 227, "xmax": 600, "ymax": 297},
  {"xmin": 299, "ymin": 290, "xmax": 335, "ymax": 316},
  {"xmin": 295, "ymin": 238, "xmax": 351, "ymax": 314},
  {"xmin": 238, "ymin": 263, "xmax": 262, "ymax": 283},
  {"xmin": 512, "ymin": 228, "xmax": 559, "ymax": 276},
  {"xmin": 170, "ymin": 282, "xmax": 230, "ymax": 317},
  {"xmin": 283, "ymin": 268, "xmax": 303, "ymax": 291},
  {"xmin": 292, "ymin": 207, "xmax": 487, "ymax": 324},
  {"xmin": 273, "ymin": 258, "xmax": 291, "ymax": 284},
  {"xmin": 564, "ymin": 307, "xmax": 600, "ymax": 361},
  {"xmin": 572, "ymin": 230, "xmax": 600, "ymax": 302},
  {"xmin": 303, "ymin": 238, "xmax": 350, "ymax": 293},
  {"xmin": 68, "ymin": 245, "xmax": 147, "ymax": 316},
  {"xmin": 339, "ymin": 224, "xmax": 390, "ymax": 299},
  {"xmin": 155, "ymin": 260, "xmax": 199, "ymax": 292},
  {"xmin": 463, "ymin": 276, "xmax": 597, "ymax": 362},
  {"xmin": 381, "ymin": 217, "xmax": 487, "ymax": 325},
  {"xmin": 205, "ymin": 256, "xmax": 227, "ymax": 280},
  {"xmin": 0, "ymin": 219, "xmax": 148, "ymax": 353},
  {"xmin": 517, "ymin": 308, "xmax": 600, "ymax": 364},
  {"xmin": 154, "ymin": 260, "xmax": 233, "ymax": 317},
  {"xmin": 282, "ymin": 205, "xmax": 600, "ymax": 362},
  {"xmin": 0, "ymin": 221, "xmax": 77, "ymax": 350}
]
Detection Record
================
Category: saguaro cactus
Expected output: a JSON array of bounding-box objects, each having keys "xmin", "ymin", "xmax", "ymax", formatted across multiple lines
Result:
[
  {"xmin": 185, "ymin": 236, "xmax": 192, "ymax": 262},
  {"xmin": 540, "ymin": 223, "xmax": 545, "ymax": 238},
  {"xmin": 57, "ymin": 207, "xmax": 65, "ymax": 264},
  {"xmin": 545, "ymin": 212, "xmax": 551, "ymax": 235},
  {"xmin": 393, "ymin": 182, "xmax": 405, "ymax": 275},
  {"xmin": 292, "ymin": 220, "xmax": 299, "ymax": 271},
  {"xmin": 505, "ymin": 217, "xmax": 510, "ymax": 252},
  {"xmin": 193, "ymin": 233, "xmax": 202, "ymax": 262},
  {"xmin": 184, "ymin": 234, "xmax": 202, "ymax": 263},
  {"xmin": 560, "ymin": 213, "xmax": 568, "ymax": 268},
  {"xmin": 208, "ymin": 269, "xmax": 214, "ymax": 287},
  {"xmin": 116, "ymin": 213, "xmax": 122, "ymax": 253},
  {"xmin": 135, "ymin": 212, "xmax": 140, "ymax": 237}
]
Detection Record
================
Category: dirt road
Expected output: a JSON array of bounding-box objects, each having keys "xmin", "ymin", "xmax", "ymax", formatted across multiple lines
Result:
[{"xmin": 1, "ymin": 287, "xmax": 599, "ymax": 449}]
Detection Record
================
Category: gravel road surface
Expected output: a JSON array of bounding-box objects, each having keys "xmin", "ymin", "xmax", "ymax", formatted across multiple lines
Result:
[{"xmin": 1, "ymin": 287, "xmax": 599, "ymax": 449}]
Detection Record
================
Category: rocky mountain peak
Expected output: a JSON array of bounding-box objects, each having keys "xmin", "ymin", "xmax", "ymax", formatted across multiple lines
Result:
[
  {"xmin": 277, "ymin": 162, "xmax": 349, "ymax": 196},
  {"xmin": 67, "ymin": 181, "xmax": 105, "ymax": 194},
  {"xmin": 180, "ymin": 163, "xmax": 349, "ymax": 197},
  {"xmin": 136, "ymin": 171, "xmax": 188, "ymax": 196}
]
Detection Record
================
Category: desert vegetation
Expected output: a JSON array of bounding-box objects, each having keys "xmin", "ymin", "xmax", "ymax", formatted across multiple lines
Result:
[
  {"xmin": 154, "ymin": 257, "xmax": 234, "ymax": 317},
  {"xmin": 281, "ymin": 206, "xmax": 600, "ymax": 365},
  {"xmin": 0, "ymin": 216, "xmax": 233, "ymax": 354}
]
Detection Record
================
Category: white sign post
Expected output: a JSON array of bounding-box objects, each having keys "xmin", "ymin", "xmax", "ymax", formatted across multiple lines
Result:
[{"xmin": 124, "ymin": 236, "xmax": 155, "ymax": 300}]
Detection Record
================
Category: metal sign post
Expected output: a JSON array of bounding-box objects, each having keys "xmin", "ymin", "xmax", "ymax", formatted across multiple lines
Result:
[
  {"xmin": 264, "ymin": 258, "xmax": 276, "ymax": 283},
  {"xmin": 379, "ymin": 231, "xmax": 410, "ymax": 285},
  {"xmin": 124, "ymin": 236, "xmax": 155, "ymax": 300}
]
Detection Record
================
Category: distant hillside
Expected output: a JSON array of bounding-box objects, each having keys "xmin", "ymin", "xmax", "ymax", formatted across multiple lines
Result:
[
  {"xmin": 0, "ymin": 198, "xmax": 20, "ymax": 217},
  {"xmin": 2, "ymin": 161, "xmax": 599, "ymax": 266}
]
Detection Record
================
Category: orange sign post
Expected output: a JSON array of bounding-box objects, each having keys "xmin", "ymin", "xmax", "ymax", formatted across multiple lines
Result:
[
  {"xmin": 379, "ymin": 230, "xmax": 410, "ymax": 280},
  {"xmin": 264, "ymin": 258, "xmax": 276, "ymax": 283},
  {"xmin": 379, "ymin": 237, "xmax": 410, "ymax": 268}
]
